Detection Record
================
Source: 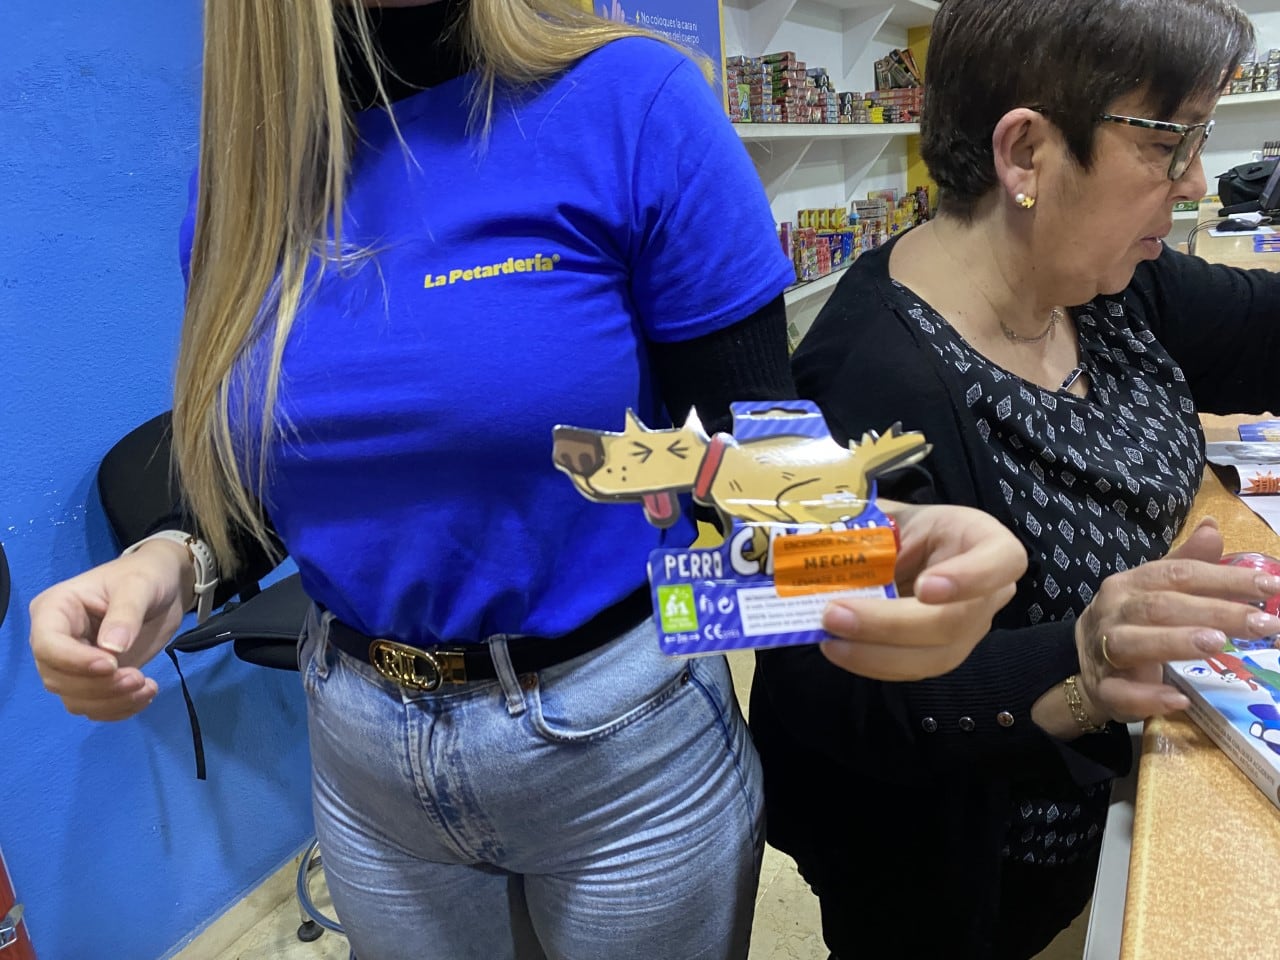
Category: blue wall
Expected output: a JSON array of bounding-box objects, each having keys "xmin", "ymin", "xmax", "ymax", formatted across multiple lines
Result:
[{"xmin": 0, "ymin": 4, "xmax": 314, "ymax": 958}]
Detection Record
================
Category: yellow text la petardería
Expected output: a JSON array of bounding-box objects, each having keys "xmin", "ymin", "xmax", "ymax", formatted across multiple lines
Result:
[{"xmin": 424, "ymin": 253, "xmax": 561, "ymax": 289}]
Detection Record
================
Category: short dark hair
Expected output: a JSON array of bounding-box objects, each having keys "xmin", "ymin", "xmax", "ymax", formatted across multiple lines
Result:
[{"xmin": 921, "ymin": 0, "xmax": 1254, "ymax": 220}]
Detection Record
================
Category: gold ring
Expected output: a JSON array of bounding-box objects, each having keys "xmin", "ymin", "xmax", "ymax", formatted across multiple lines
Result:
[{"xmin": 1100, "ymin": 633, "xmax": 1119, "ymax": 670}]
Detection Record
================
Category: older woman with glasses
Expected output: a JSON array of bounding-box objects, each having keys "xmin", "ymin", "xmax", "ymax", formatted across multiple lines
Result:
[{"xmin": 749, "ymin": 0, "xmax": 1280, "ymax": 958}]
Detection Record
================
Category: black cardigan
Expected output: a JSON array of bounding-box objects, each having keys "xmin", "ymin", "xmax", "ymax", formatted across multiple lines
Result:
[{"xmin": 749, "ymin": 234, "xmax": 1280, "ymax": 955}]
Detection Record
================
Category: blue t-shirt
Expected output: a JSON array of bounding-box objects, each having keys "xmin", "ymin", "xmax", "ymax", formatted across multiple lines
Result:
[{"xmin": 181, "ymin": 38, "xmax": 795, "ymax": 645}]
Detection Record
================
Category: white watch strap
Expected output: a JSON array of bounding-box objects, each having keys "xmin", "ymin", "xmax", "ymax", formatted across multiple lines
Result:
[{"xmin": 122, "ymin": 530, "xmax": 219, "ymax": 623}]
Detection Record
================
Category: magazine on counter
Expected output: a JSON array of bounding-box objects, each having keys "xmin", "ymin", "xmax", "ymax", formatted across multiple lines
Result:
[
  {"xmin": 1238, "ymin": 420, "xmax": 1280, "ymax": 443},
  {"xmin": 1166, "ymin": 644, "xmax": 1280, "ymax": 810},
  {"xmin": 1205, "ymin": 440, "xmax": 1280, "ymax": 534}
]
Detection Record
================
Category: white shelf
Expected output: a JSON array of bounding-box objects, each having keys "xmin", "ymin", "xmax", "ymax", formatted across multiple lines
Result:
[
  {"xmin": 784, "ymin": 262, "xmax": 853, "ymax": 306},
  {"xmin": 1228, "ymin": 0, "xmax": 1280, "ymax": 15},
  {"xmin": 831, "ymin": 0, "xmax": 938, "ymax": 29},
  {"xmin": 727, "ymin": 0, "xmax": 934, "ymax": 315},
  {"xmin": 735, "ymin": 122, "xmax": 919, "ymax": 141},
  {"xmin": 729, "ymin": 0, "xmax": 938, "ymax": 30},
  {"xmin": 1217, "ymin": 90, "xmax": 1280, "ymax": 108},
  {"xmin": 723, "ymin": 0, "xmax": 936, "ymax": 60}
]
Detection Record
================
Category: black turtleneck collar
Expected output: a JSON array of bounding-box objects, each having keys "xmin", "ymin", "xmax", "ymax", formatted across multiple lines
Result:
[{"xmin": 340, "ymin": 0, "xmax": 473, "ymax": 110}]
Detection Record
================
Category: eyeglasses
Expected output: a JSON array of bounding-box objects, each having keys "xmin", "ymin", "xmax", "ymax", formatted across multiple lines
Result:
[{"xmin": 1096, "ymin": 113, "xmax": 1215, "ymax": 181}]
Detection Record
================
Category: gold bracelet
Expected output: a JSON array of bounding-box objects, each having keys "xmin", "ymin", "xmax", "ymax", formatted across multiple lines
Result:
[{"xmin": 1062, "ymin": 675, "xmax": 1107, "ymax": 735}]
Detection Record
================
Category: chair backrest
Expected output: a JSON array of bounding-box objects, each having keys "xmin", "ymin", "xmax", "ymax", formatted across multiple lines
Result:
[
  {"xmin": 171, "ymin": 572, "xmax": 310, "ymax": 672},
  {"xmin": 0, "ymin": 542, "xmax": 10, "ymax": 630},
  {"xmin": 95, "ymin": 414, "xmax": 313, "ymax": 779},
  {"xmin": 96, "ymin": 412, "xmax": 309, "ymax": 667},
  {"xmin": 97, "ymin": 411, "xmax": 178, "ymax": 550}
]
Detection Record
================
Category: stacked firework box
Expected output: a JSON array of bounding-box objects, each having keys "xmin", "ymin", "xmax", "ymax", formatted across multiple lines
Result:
[
  {"xmin": 867, "ymin": 47, "xmax": 924, "ymax": 123},
  {"xmin": 725, "ymin": 55, "xmax": 772, "ymax": 123},
  {"xmin": 724, "ymin": 53, "xmax": 837, "ymax": 124},
  {"xmin": 873, "ymin": 47, "xmax": 923, "ymax": 91},
  {"xmin": 1229, "ymin": 50, "xmax": 1280, "ymax": 94},
  {"xmin": 861, "ymin": 88, "xmax": 924, "ymax": 124},
  {"xmin": 838, "ymin": 92, "xmax": 867, "ymax": 124},
  {"xmin": 767, "ymin": 51, "xmax": 817, "ymax": 124},
  {"xmin": 832, "ymin": 90, "xmax": 924, "ymax": 124},
  {"xmin": 724, "ymin": 52, "xmax": 809, "ymax": 123},
  {"xmin": 727, "ymin": 47, "xmax": 924, "ymax": 125},
  {"xmin": 779, "ymin": 188, "xmax": 934, "ymax": 285},
  {"xmin": 779, "ymin": 212, "xmax": 844, "ymax": 283},
  {"xmin": 858, "ymin": 188, "xmax": 934, "ymax": 240},
  {"xmin": 807, "ymin": 69, "xmax": 840, "ymax": 124}
]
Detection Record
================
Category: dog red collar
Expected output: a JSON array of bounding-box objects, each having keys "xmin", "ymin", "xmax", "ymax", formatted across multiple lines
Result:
[{"xmin": 693, "ymin": 434, "xmax": 731, "ymax": 502}]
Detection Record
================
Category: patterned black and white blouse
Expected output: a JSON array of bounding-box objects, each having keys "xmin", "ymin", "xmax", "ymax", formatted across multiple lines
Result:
[{"xmin": 890, "ymin": 281, "xmax": 1206, "ymax": 864}]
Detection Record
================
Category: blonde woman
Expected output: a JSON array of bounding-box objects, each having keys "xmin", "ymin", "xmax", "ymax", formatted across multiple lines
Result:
[{"xmin": 27, "ymin": 1, "xmax": 1026, "ymax": 956}]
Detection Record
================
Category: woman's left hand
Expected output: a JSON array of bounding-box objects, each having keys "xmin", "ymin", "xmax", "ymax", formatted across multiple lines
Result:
[
  {"xmin": 818, "ymin": 502, "xmax": 1026, "ymax": 681},
  {"xmin": 1070, "ymin": 518, "xmax": 1280, "ymax": 724}
]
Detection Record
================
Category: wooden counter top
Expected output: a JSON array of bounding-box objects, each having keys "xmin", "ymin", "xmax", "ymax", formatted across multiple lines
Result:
[
  {"xmin": 1188, "ymin": 197, "xmax": 1280, "ymax": 270},
  {"xmin": 1119, "ymin": 415, "xmax": 1280, "ymax": 959}
]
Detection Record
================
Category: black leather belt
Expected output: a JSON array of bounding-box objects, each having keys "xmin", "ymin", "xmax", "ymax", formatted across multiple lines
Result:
[{"xmin": 326, "ymin": 586, "xmax": 652, "ymax": 692}]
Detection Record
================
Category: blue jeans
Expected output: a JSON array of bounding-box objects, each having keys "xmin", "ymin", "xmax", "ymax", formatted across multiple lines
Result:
[{"xmin": 300, "ymin": 606, "xmax": 764, "ymax": 960}]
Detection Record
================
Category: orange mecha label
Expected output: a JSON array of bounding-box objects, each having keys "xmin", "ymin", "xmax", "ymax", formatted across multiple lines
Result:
[{"xmin": 772, "ymin": 526, "xmax": 897, "ymax": 596}]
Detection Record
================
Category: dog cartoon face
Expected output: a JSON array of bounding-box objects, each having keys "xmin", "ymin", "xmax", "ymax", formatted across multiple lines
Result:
[
  {"xmin": 553, "ymin": 404, "xmax": 930, "ymax": 531},
  {"xmin": 552, "ymin": 410, "xmax": 709, "ymax": 528},
  {"xmin": 705, "ymin": 427, "xmax": 930, "ymax": 526}
]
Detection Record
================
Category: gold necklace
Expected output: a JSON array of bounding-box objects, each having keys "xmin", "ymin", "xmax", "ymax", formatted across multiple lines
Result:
[
  {"xmin": 927, "ymin": 225, "xmax": 1065, "ymax": 347},
  {"xmin": 1000, "ymin": 306, "xmax": 1065, "ymax": 344}
]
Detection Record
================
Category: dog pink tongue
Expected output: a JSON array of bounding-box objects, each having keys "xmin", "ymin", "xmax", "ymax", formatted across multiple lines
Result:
[{"xmin": 643, "ymin": 492, "xmax": 676, "ymax": 526}]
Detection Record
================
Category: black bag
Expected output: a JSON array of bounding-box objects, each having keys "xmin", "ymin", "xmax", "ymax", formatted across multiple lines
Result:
[{"xmin": 1218, "ymin": 158, "xmax": 1278, "ymax": 208}]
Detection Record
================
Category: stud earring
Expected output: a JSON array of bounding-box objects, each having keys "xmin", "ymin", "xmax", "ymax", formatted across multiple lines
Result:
[{"xmin": 1015, "ymin": 192, "xmax": 1037, "ymax": 210}]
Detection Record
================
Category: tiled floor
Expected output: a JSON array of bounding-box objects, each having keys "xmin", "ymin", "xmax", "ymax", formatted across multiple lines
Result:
[{"xmin": 208, "ymin": 652, "xmax": 1089, "ymax": 960}]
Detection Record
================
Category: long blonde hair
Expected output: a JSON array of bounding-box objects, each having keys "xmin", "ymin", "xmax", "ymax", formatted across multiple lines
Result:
[{"xmin": 173, "ymin": 0, "xmax": 713, "ymax": 571}]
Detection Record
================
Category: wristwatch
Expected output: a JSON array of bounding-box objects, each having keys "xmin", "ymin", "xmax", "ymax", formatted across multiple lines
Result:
[{"xmin": 122, "ymin": 531, "xmax": 218, "ymax": 623}]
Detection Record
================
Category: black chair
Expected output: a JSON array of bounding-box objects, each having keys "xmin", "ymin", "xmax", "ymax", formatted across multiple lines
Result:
[
  {"xmin": 0, "ymin": 539, "xmax": 10, "ymax": 631},
  {"xmin": 96, "ymin": 411, "xmax": 343, "ymax": 945}
]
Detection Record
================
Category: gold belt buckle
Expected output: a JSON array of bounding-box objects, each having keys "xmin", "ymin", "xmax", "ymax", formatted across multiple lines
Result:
[{"xmin": 368, "ymin": 640, "xmax": 468, "ymax": 691}]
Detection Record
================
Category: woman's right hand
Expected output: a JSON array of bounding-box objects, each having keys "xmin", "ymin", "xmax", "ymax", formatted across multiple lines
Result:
[
  {"xmin": 29, "ymin": 539, "xmax": 194, "ymax": 721},
  {"xmin": 819, "ymin": 502, "xmax": 1026, "ymax": 681},
  {"xmin": 1074, "ymin": 519, "xmax": 1280, "ymax": 724}
]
